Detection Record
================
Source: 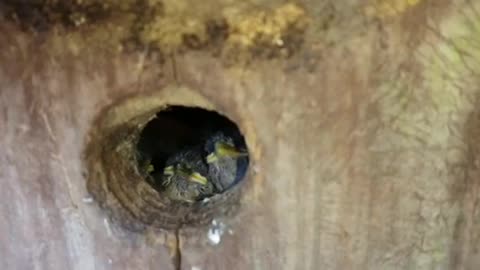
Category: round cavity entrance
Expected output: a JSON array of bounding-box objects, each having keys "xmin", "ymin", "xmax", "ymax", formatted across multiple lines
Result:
[
  {"xmin": 136, "ymin": 106, "xmax": 250, "ymax": 202},
  {"xmin": 85, "ymin": 88, "xmax": 252, "ymax": 231}
]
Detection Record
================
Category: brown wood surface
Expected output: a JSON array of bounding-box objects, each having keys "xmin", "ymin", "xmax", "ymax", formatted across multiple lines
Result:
[{"xmin": 2, "ymin": 0, "xmax": 480, "ymax": 269}]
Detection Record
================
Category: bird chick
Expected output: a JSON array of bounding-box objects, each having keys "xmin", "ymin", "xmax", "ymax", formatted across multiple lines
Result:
[
  {"xmin": 161, "ymin": 148, "xmax": 214, "ymax": 203},
  {"xmin": 205, "ymin": 132, "xmax": 249, "ymax": 192}
]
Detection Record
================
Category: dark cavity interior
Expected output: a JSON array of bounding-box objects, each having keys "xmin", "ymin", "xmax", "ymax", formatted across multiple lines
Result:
[{"xmin": 136, "ymin": 106, "xmax": 249, "ymax": 192}]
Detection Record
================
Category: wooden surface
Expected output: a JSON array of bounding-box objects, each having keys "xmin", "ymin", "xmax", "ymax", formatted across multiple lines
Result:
[{"xmin": 2, "ymin": 0, "xmax": 480, "ymax": 269}]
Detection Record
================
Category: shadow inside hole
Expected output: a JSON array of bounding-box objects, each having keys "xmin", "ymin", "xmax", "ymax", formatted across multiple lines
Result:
[{"xmin": 136, "ymin": 106, "xmax": 249, "ymax": 194}]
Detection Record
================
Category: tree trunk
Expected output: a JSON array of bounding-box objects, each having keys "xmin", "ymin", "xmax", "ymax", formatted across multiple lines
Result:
[{"xmin": 1, "ymin": 0, "xmax": 480, "ymax": 269}]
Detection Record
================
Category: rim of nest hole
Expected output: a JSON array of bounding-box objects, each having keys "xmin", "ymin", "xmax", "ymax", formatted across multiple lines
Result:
[{"xmin": 84, "ymin": 86, "xmax": 252, "ymax": 231}]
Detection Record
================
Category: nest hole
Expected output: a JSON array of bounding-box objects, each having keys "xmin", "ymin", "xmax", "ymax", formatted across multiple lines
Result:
[
  {"xmin": 136, "ymin": 105, "xmax": 249, "ymax": 200},
  {"xmin": 86, "ymin": 90, "xmax": 252, "ymax": 231}
]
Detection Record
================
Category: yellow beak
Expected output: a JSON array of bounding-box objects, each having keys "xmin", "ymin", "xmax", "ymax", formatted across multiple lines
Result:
[
  {"xmin": 163, "ymin": 165, "xmax": 174, "ymax": 176},
  {"xmin": 147, "ymin": 164, "xmax": 155, "ymax": 173},
  {"xmin": 206, "ymin": 153, "xmax": 218, "ymax": 163},
  {"xmin": 215, "ymin": 142, "xmax": 248, "ymax": 159},
  {"xmin": 188, "ymin": 172, "xmax": 208, "ymax": 185}
]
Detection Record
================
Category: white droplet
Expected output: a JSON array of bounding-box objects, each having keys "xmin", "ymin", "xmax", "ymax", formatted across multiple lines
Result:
[
  {"xmin": 108, "ymin": 258, "xmax": 113, "ymax": 264},
  {"xmin": 82, "ymin": 197, "xmax": 94, "ymax": 203},
  {"xmin": 208, "ymin": 228, "xmax": 222, "ymax": 245},
  {"xmin": 192, "ymin": 266, "xmax": 202, "ymax": 270},
  {"xmin": 208, "ymin": 219, "xmax": 226, "ymax": 245}
]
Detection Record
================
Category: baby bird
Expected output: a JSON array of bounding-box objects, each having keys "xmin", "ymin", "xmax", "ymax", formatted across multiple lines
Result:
[
  {"xmin": 205, "ymin": 132, "xmax": 249, "ymax": 192},
  {"xmin": 160, "ymin": 147, "xmax": 214, "ymax": 203}
]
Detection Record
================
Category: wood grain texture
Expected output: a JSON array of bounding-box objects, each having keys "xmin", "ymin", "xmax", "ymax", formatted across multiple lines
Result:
[{"xmin": 2, "ymin": 0, "xmax": 480, "ymax": 269}]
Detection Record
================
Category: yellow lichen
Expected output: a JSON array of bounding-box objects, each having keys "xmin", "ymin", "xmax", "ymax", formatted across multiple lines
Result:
[
  {"xmin": 226, "ymin": 3, "xmax": 309, "ymax": 49},
  {"xmin": 139, "ymin": 16, "xmax": 207, "ymax": 53},
  {"xmin": 7, "ymin": 0, "xmax": 308, "ymax": 62},
  {"xmin": 365, "ymin": 0, "xmax": 423, "ymax": 19},
  {"xmin": 135, "ymin": 0, "xmax": 212, "ymax": 53}
]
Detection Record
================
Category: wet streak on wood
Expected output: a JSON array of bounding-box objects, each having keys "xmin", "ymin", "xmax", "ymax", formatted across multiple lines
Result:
[{"xmin": 174, "ymin": 228, "xmax": 181, "ymax": 270}]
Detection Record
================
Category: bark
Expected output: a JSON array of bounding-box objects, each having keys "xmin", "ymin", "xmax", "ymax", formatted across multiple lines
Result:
[{"xmin": 1, "ymin": 0, "xmax": 480, "ymax": 269}]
